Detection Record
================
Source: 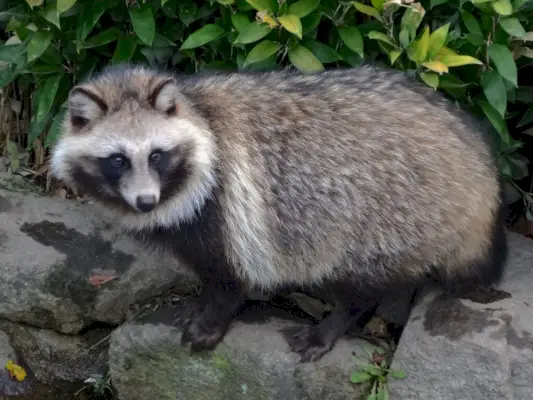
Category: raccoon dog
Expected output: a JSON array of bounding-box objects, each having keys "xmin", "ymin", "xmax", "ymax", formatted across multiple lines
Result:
[{"xmin": 50, "ymin": 63, "xmax": 508, "ymax": 362}]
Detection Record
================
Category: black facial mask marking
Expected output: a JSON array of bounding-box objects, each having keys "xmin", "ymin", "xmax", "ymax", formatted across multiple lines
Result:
[{"xmin": 99, "ymin": 152, "xmax": 131, "ymax": 191}]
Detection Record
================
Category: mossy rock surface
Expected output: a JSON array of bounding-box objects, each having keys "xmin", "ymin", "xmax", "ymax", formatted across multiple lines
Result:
[{"xmin": 109, "ymin": 307, "xmax": 368, "ymax": 400}]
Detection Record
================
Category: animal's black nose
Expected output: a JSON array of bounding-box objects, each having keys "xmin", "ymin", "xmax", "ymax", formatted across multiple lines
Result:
[{"xmin": 136, "ymin": 195, "xmax": 156, "ymax": 212}]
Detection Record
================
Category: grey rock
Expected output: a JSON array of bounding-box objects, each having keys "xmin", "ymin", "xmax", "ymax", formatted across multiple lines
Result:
[
  {"xmin": 0, "ymin": 328, "xmax": 32, "ymax": 397},
  {"xmin": 388, "ymin": 231, "xmax": 533, "ymax": 400},
  {"xmin": 0, "ymin": 188, "xmax": 198, "ymax": 334},
  {"xmin": 0, "ymin": 319, "xmax": 110, "ymax": 385},
  {"xmin": 109, "ymin": 307, "xmax": 368, "ymax": 400}
]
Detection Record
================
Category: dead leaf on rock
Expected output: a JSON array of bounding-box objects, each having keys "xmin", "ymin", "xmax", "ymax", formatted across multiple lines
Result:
[
  {"xmin": 372, "ymin": 353, "xmax": 386, "ymax": 364},
  {"xmin": 5, "ymin": 359, "xmax": 27, "ymax": 382},
  {"xmin": 54, "ymin": 188, "xmax": 67, "ymax": 199},
  {"xmin": 88, "ymin": 275, "xmax": 118, "ymax": 287},
  {"xmin": 363, "ymin": 316, "xmax": 389, "ymax": 338}
]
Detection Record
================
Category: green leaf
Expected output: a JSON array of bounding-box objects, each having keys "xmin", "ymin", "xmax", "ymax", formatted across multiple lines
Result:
[
  {"xmin": 301, "ymin": 12, "xmax": 322, "ymax": 34},
  {"xmin": 401, "ymin": 6, "xmax": 424, "ymax": 42},
  {"xmin": 27, "ymin": 32, "xmax": 53, "ymax": 63},
  {"xmin": 465, "ymin": 33, "xmax": 485, "ymax": 46},
  {"xmin": 231, "ymin": 13, "xmax": 251, "ymax": 33},
  {"xmin": 512, "ymin": 0, "xmax": 528, "ymax": 9},
  {"xmin": 28, "ymin": 73, "xmax": 64, "ymax": 143},
  {"xmin": 39, "ymin": 3, "xmax": 61, "ymax": 29},
  {"xmin": 278, "ymin": 15, "xmax": 303, "ymax": 39},
  {"xmin": 288, "ymin": 0, "xmax": 320, "ymax": 18},
  {"xmin": 112, "ymin": 35, "xmax": 138, "ymax": 64},
  {"xmin": 436, "ymin": 46, "xmax": 484, "ymax": 67},
  {"xmin": 353, "ymin": 356, "xmax": 373, "ymax": 367},
  {"xmin": 488, "ymin": 43, "xmax": 517, "ymax": 87},
  {"xmin": 408, "ymin": 26, "xmax": 430, "ymax": 63},
  {"xmin": 302, "ymin": 39, "xmax": 342, "ymax": 63},
  {"xmin": 378, "ymin": 384, "xmax": 390, "ymax": 400},
  {"xmin": 338, "ymin": 26, "xmax": 364, "ymax": 58},
  {"xmin": 361, "ymin": 364, "xmax": 383, "ymax": 375},
  {"xmin": 243, "ymin": 39, "xmax": 281, "ymax": 66},
  {"xmin": 441, "ymin": 54, "xmax": 483, "ymax": 66},
  {"xmin": 430, "ymin": 0, "xmax": 448, "ymax": 7},
  {"xmin": 517, "ymin": 106, "xmax": 533, "ymax": 128},
  {"xmin": 44, "ymin": 108, "xmax": 67, "ymax": 148},
  {"xmin": 0, "ymin": 5, "xmax": 30, "ymax": 22},
  {"xmin": 129, "ymin": 4, "xmax": 156, "ymax": 46},
  {"xmin": 350, "ymin": 371, "xmax": 372, "ymax": 383},
  {"xmin": 352, "ymin": 2, "xmax": 383, "ymax": 22},
  {"xmin": 0, "ymin": 44, "xmax": 25, "ymax": 63},
  {"xmin": 234, "ymin": 21, "xmax": 271, "ymax": 44},
  {"xmin": 30, "ymin": 64, "xmax": 61, "ymax": 75},
  {"xmin": 427, "ymin": 23, "xmax": 450, "ymax": 59},
  {"xmin": 152, "ymin": 33, "xmax": 177, "ymax": 47},
  {"xmin": 57, "ymin": 0, "xmax": 77, "ymax": 14},
  {"xmin": 479, "ymin": 100, "xmax": 510, "ymax": 143},
  {"xmin": 76, "ymin": 56, "xmax": 97, "ymax": 82},
  {"xmin": 0, "ymin": 67, "xmax": 17, "ymax": 89},
  {"xmin": 180, "ymin": 24, "xmax": 225, "ymax": 50},
  {"xmin": 77, "ymin": 1, "xmax": 108, "ymax": 43},
  {"xmin": 421, "ymin": 60, "xmax": 448, "ymax": 73},
  {"xmin": 390, "ymin": 49, "xmax": 402, "ymax": 65},
  {"xmin": 481, "ymin": 69, "xmax": 507, "ymax": 117},
  {"xmin": 499, "ymin": 17, "xmax": 526, "ymax": 37},
  {"xmin": 35, "ymin": 73, "xmax": 63, "ymax": 122},
  {"xmin": 217, "ymin": 0, "xmax": 235, "ymax": 4},
  {"xmin": 491, "ymin": 0, "xmax": 513, "ymax": 15},
  {"xmin": 388, "ymin": 369, "xmax": 407, "ymax": 379},
  {"xmin": 79, "ymin": 27, "xmax": 120, "ymax": 50},
  {"xmin": 25, "ymin": 0, "xmax": 43, "ymax": 8},
  {"xmin": 399, "ymin": 29, "xmax": 410, "ymax": 48},
  {"xmin": 420, "ymin": 71, "xmax": 439, "ymax": 88},
  {"xmin": 460, "ymin": 10, "xmax": 482, "ymax": 36},
  {"xmin": 288, "ymin": 44, "xmax": 324, "ymax": 73},
  {"xmin": 371, "ymin": 0, "xmax": 387, "ymax": 11},
  {"xmin": 515, "ymin": 87, "xmax": 533, "ymax": 104},
  {"xmin": 28, "ymin": 113, "xmax": 49, "ymax": 146},
  {"xmin": 244, "ymin": 0, "xmax": 276, "ymax": 12},
  {"xmin": 368, "ymin": 31, "xmax": 398, "ymax": 48}
]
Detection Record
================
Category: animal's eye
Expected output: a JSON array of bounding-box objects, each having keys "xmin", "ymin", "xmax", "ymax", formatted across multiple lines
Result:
[
  {"xmin": 109, "ymin": 153, "xmax": 126, "ymax": 168},
  {"xmin": 149, "ymin": 150, "xmax": 162, "ymax": 164}
]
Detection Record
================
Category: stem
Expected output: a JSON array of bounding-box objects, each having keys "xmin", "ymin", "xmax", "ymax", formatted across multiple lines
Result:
[{"xmin": 485, "ymin": 16, "xmax": 497, "ymax": 67}]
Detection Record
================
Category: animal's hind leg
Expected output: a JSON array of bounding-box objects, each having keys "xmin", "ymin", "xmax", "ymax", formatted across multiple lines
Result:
[{"xmin": 287, "ymin": 281, "xmax": 381, "ymax": 362}]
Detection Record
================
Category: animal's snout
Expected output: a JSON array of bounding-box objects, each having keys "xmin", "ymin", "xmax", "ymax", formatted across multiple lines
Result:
[{"xmin": 136, "ymin": 195, "xmax": 157, "ymax": 212}]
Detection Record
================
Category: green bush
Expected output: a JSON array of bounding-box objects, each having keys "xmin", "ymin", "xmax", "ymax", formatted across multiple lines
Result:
[{"xmin": 0, "ymin": 0, "xmax": 532, "ymax": 209}]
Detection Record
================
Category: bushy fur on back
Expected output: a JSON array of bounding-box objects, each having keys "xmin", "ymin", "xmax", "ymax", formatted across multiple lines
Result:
[
  {"xmin": 50, "ymin": 62, "xmax": 508, "ymax": 361},
  {"xmin": 51, "ymin": 63, "xmax": 506, "ymax": 290}
]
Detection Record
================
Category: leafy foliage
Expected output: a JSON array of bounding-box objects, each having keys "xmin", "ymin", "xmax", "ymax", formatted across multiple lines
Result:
[
  {"xmin": 0, "ymin": 0, "xmax": 533, "ymax": 212},
  {"xmin": 350, "ymin": 340, "xmax": 406, "ymax": 400}
]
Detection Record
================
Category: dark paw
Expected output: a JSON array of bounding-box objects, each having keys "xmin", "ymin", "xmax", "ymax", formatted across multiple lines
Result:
[
  {"xmin": 180, "ymin": 314, "xmax": 229, "ymax": 352},
  {"xmin": 287, "ymin": 325, "xmax": 336, "ymax": 363},
  {"xmin": 172, "ymin": 299, "xmax": 204, "ymax": 328}
]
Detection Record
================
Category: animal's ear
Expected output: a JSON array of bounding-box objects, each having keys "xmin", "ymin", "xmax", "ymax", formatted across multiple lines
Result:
[
  {"xmin": 68, "ymin": 86, "xmax": 108, "ymax": 131},
  {"xmin": 148, "ymin": 77, "xmax": 180, "ymax": 117}
]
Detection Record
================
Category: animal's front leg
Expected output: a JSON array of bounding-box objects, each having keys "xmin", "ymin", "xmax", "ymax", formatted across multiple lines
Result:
[{"xmin": 178, "ymin": 269, "xmax": 246, "ymax": 351}]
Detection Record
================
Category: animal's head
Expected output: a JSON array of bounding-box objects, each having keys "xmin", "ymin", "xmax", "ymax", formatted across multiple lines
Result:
[{"xmin": 50, "ymin": 64, "xmax": 218, "ymax": 230}]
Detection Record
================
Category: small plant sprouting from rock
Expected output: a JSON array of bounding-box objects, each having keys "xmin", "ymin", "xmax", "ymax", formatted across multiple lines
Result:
[
  {"xmin": 350, "ymin": 341, "xmax": 406, "ymax": 400},
  {"xmin": 74, "ymin": 369, "xmax": 115, "ymax": 400}
]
